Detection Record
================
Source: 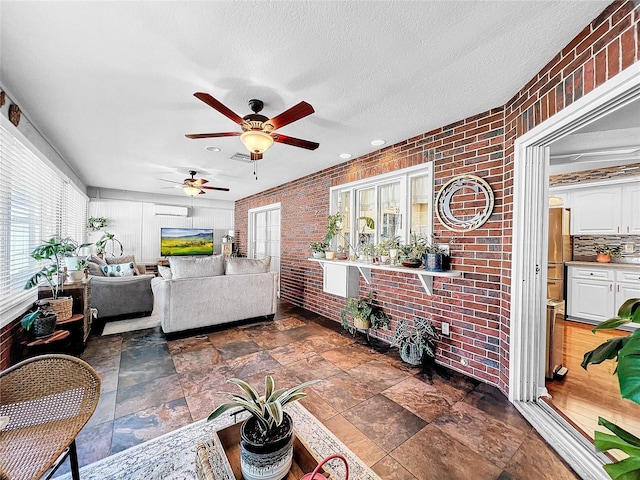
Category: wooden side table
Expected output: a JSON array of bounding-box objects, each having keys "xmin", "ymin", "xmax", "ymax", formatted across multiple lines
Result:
[
  {"xmin": 22, "ymin": 330, "xmax": 71, "ymax": 357},
  {"xmin": 38, "ymin": 281, "xmax": 91, "ymax": 350},
  {"xmin": 56, "ymin": 314, "xmax": 85, "ymax": 353}
]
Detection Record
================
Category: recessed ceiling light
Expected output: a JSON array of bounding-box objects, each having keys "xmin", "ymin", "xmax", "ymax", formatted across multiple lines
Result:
[
  {"xmin": 339, "ymin": 153, "xmax": 352, "ymax": 159},
  {"xmin": 371, "ymin": 139, "xmax": 386, "ymax": 146},
  {"xmin": 205, "ymin": 146, "xmax": 221, "ymax": 152}
]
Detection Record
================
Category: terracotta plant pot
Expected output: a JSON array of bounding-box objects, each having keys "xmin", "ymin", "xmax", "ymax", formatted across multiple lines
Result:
[
  {"xmin": 353, "ymin": 315, "xmax": 370, "ymax": 330},
  {"xmin": 596, "ymin": 253, "xmax": 611, "ymax": 263}
]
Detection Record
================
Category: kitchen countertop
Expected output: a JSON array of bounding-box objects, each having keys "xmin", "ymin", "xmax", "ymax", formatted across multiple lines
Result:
[{"xmin": 566, "ymin": 261, "xmax": 640, "ymax": 271}]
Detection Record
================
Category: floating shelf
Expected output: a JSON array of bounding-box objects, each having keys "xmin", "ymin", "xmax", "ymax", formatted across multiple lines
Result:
[{"xmin": 309, "ymin": 258, "xmax": 462, "ymax": 295}]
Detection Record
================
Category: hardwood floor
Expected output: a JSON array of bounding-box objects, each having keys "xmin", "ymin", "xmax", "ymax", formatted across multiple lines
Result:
[{"xmin": 546, "ymin": 320, "xmax": 640, "ymax": 446}]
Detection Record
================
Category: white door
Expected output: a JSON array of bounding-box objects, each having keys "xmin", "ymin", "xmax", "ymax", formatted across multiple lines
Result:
[
  {"xmin": 568, "ymin": 277, "xmax": 614, "ymax": 322},
  {"xmin": 248, "ymin": 203, "xmax": 281, "ymax": 291}
]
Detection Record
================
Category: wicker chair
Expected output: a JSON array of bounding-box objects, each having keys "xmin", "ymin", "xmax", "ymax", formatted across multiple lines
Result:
[{"xmin": 0, "ymin": 354, "xmax": 101, "ymax": 480}]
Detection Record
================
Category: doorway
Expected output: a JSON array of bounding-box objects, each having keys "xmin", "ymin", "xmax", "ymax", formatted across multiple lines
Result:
[
  {"xmin": 510, "ymin": 63, "xmax": 640, "ymax": 479},
  {"xmin": 248, "ymin": 203, "xmax": 281, "ymax": 294}
]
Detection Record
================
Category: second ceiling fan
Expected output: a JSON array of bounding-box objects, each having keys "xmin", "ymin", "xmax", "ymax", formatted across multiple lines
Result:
[{"xmin": 185, "ymin": 92, "xmax": 319, "ymax": 160}]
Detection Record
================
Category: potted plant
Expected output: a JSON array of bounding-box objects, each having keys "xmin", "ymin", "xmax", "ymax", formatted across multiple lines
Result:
[
  {"xmin": 24, "ymin": 237, "xmax": 75, "ymax": 320},
  {"xmin": 20, "ymin": 306, "xmax": 57, "ymax": 339},
  {"xmin": 222, "ymin": 233, "xmax": 233, "ymax": 243},
  {"xmin": 376, "ymin": 242, "xmax": 390, "ymax": 264},
  {"xmin": 87, "ymin": 216, "xmax": 107, "ymax": 231},
  {"xmin": 63, "ymin": 238, "xmax": 93, "ymax": 274},
  {"xmin": 400, "ymin": 232, "xmax": 426, "ymax": 268},
  {"xmin": 581, "ymin": 298, "xmax": 640, "ymax": 479},
  {"xmin": 208, "ymin": 375, "xmax": 319, "ymax": 480},
  {"xmin": 309, "ymin": 241, "xmax": 328, "ymax": 259},
  {"xmin": 391, "ymin": 316, "xmax": 441, "ymax": 366},
  {"xmin": 95, "ymin": 232, "xmax": 124, "ymax": 258},
  {"xmin": 595, "ymin": 245, "xmax": 621, "ymax": 263},
  {"xmin": 423, "ymin": 235, "xmax": 453, "ymax": 272},
  {"xmin": 340, "ymin": 291, "xmax": 391, "ymax": 335}
]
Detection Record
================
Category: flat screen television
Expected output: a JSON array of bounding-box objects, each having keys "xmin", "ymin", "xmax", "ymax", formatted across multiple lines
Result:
[{"xmin": 160, "ymin": 228, "xmax": 214, "ymax": 256}]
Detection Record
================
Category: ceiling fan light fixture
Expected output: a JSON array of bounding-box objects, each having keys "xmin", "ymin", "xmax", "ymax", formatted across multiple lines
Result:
[
  {"xmin": 240, "ymin": 130, "xmax": 274, "ymax": 154},
  {"xmin": 183, "ymin": 185, "xmax": 201, "ymax": 196}
]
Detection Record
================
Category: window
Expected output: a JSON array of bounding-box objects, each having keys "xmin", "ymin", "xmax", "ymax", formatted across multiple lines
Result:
[
  {"xmin": 0, "ymin": 119, "xmax": 88, "ymax": 326},
  {"xmin": 330, "ymin": 163, "xmax": 433, "ymax": 255}
]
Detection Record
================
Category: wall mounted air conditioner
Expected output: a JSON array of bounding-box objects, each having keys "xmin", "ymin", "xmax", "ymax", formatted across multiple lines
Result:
[{"xmin": 153, "ymin": 204, "xmax": 190, "ymax": 217}]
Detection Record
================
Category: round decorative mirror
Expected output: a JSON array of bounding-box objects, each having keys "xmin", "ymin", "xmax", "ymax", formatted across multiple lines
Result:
[{"xmin": 435, "ymin": 174, "xmax": 494, "ymax": 232}]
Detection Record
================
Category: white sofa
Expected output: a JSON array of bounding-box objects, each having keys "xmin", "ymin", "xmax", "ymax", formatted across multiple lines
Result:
[{"xmin": 151, "ymin": 255, "xmax": 278, "ymax": 334}]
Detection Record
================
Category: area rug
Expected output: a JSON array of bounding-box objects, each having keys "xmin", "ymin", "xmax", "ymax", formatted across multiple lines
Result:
[
  {"xmin": 57, "ymin": 403, "xmax": 379, "ymax": 480},
  {"xmin": 101, "ymin": 313, "xmax": 160, "ymax": 336}
]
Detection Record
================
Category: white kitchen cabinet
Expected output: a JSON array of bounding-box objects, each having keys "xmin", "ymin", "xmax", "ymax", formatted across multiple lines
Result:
[
  {"xmin": 622, "ymin": 182, "xmax": 640, "ymax": 235},
  {"xmin": 568, "ymin": 265, "xmax": 640, "ymax": 324},
  {"xmin": 570, "ymin": 182, "xmax": 640, "ymax": 235},
  {"xmin": 570, "ymin": 186, "xmax": 622, "ymax": 235}
]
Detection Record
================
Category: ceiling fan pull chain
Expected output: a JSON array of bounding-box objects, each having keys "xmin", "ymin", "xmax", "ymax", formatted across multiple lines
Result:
[{"xmin": 253, "ymin": 160, "xmax": 258, "ymax": 180}]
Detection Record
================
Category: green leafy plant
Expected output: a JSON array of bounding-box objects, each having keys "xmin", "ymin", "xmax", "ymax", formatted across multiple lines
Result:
[
  {"xmin": 392, "ymin": 317, "xmax": 441, "ymax": 365},
  {"xmin": 24, "ymin": 236, "xmax": 89, "ymax": 299},
  {"xmin": 324, "ymin": 211, "xmax": 344, "ymax": 245},
  {"xmin": 581, "ymin": 298, "xmax": 640, "ymax": 480},
  {"xmin": 340, "ymin": 291, "xmax": 391, "ymax": 335},
  {"xmin": 309, "ymin": 241, "xmax": 329, "ymax": 253},
  {"xmin": 595, "ymin": 245, "xmax": 622, "ymax": 256},
  {"xmin": 87, "ymin": 216, "xmax": 107, "ymax": 231},
  {"xmin": 208, "ymin": 376, "xmax": 319, "ymax": 438},
  {"xmin": 95, "ymin": 232, "xmax": 124, "ymax": 257},
  {"xmin": 20, "ymin": 308, "xmax": 46, "ymax": 331}
]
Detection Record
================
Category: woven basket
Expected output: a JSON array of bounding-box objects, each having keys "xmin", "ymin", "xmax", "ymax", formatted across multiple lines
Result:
[
  {"xmin": 353, "ymin": 315, "xmax": 370, "ymax": 330},
  {"xmin": 39, "ymin": 296, "xmax": 73, "ymax": 322}
]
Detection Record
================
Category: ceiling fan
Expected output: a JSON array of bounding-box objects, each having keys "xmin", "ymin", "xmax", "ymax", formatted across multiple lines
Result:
[
  {"xmin": 185, "ymin": 92, "xmax": 319, "ymax": 160},
  {"xmin": 158, "ymin": 170, "xmax": 229, "ymax": 196}
]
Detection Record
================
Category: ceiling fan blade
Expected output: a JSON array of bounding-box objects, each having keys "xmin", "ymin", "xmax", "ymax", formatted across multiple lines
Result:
[
  {"xmin": 198, "ymin": 190, "xmax": 205, "ymax": 195},
  {"xmin": 157, "ymin": 178, "xmax": 180, "ymax": 184},
  {"xmin": 266, "ymin": 101, "xmax": 314, "ymax": 130},
  {"xmin": 250, "ymin": 152, "xmax": 263, "ymax": 161},
  {"xmin": 193, "ymin": 92, "xmax": 245, "ymax": 125},
  {"xmin": 188, "ymin": 178, "xmax": 208, "ymax": 186},
  {"xmin": 185, "ymin": 132, "xmax": 240, "ymax": 139},
  {"xmin": 202, "ymin": 186, "xmax": 230, "ymax": 192},
  {"xmin": 273, "ymin": 133, "xmax": 319, "ymax": 150}
]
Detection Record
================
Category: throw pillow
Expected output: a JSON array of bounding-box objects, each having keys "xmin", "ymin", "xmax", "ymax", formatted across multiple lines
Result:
[
  {"xmin": 106, "ymin": 255, "xmax": 142, "ymax": 275},
  {"xmin": 225, "ymin": 256, "xmax": 271, "ymax": 275},
  {"xmin": 101, "ymin": 262, "xmax": 136, "ymax": 277},
  {"xmin": 169, "ymin": 255, "xmax": 225, "ymax": 279},
  {"xmin": 87, "ymin": 255, "xmax": 106, "ymax": 276},
  {"xmin": 158, "ymin": 265, "xmax": 173, "ymax": 280}
]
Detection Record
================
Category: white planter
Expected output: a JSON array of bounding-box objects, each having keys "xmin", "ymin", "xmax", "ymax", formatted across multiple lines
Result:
[{"xmin": 64, "ymin": 256, "xmax": 85, "ymax": 271}]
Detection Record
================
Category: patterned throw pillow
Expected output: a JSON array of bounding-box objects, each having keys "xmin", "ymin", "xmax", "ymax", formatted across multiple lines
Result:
[
  {"xmin": 101, "ymin": 262, "xmax": 136, "ymax": 277},
  {"xmin": 225, "ymin": 257, "xmax": 271, "ymax": 275},
  {"xmin": 105, "ymin": 255, "xmax": 142, "ymax": 275}
]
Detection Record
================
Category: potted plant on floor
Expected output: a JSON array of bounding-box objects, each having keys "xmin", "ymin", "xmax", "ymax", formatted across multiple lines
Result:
[
  {"xmin": 208, "ymin": 375, "xmax": 319, "ymax": 480},
  {"xmin": 581, "ymin": 298, "xmax": 640, "ymax": 479},
  {"xmin": 340, "ymin": 291, "xmax": 391, "ymax": 335},
  {"xmin": 24, "ymin": 237, "xmax": 75, "ymax": 321},
  {"xmin": 20, "ymin": 306, "xmax": 57, "ymax": 339},
  {"xmin": 392, "ymin": 316, "xmax": 441, "ymax": 366}
]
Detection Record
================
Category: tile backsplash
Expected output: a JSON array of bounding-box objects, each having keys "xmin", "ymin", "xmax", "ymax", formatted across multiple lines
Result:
[
  {"xmin": 550, "ymin": 163, "xmax": 640, "ymax": 186},
  {"xmin": 573, "ymin": 235, "xmax": 640, "ymax": 259}
]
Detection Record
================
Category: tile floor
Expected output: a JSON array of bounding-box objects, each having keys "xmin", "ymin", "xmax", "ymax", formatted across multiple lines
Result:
[{"xmin": 57, "ymin": 301, "xmax": 579, "ymax": 479}]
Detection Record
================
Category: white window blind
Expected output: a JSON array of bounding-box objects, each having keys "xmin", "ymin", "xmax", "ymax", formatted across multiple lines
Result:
[{"xmin": 0, "ymin": 123, "xmax": 87, "ymax": 325}]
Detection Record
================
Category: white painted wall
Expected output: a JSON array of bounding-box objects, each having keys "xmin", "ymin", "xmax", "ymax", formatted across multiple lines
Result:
[{"xmin": 88, "ymin": 193, "xmax": 234, "ymax": 263}]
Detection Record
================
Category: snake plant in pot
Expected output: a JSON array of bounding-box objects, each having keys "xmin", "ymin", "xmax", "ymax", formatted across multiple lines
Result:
[
  {"xmin": 581, "ymin": 298, "xmax": 640, "ymax": 480},
  {"xmin": 208, "ymin": 375, "xmax": 319, "ymax": 480}
]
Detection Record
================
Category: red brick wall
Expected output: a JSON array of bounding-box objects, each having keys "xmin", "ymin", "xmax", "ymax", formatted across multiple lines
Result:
[
  {"xmin": 236, "ymin": 1, "xmax": 640, "ymax": 393},
  {"xmin": 0, "ymin": 319, "xmax": 22, "ymax": 370}
]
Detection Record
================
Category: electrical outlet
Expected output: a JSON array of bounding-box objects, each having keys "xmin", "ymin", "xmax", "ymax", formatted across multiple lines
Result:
[
  {"xmin": 461, "ymin": 358, "xmax": 469, "ymax": 367},
  {"xmin": 441, "ymin": 322, "xmax": 450, "ymax": 336}
]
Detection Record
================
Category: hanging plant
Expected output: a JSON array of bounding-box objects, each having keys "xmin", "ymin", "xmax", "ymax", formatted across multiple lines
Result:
[{"xmin": 87, "ymin": 217, "xmax": 107, "ymax": 231}]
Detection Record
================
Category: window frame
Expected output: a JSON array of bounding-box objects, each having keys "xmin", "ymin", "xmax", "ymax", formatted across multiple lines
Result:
[{"xmin": 329, "ymin": 163, "xmax": 434, "ymax": 253}]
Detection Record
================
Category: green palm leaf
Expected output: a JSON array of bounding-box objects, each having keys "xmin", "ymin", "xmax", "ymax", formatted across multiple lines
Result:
[{"xmin": 617, "ymin": 331, "xmax": 640, "ymax": 404}]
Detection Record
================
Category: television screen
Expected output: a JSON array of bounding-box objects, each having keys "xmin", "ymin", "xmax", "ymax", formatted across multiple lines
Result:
[{"xmin": 160, "ymin": 228, "xmax": 214, "ymax": 256}]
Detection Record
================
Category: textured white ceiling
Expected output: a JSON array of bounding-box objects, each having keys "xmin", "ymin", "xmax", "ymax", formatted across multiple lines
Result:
[{"xmin": 0, "ymin": 1, "xmax": 610, "ymax": 201}]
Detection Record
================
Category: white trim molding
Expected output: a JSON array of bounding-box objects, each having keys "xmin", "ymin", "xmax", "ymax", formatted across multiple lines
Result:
[{"xmin": 510, "ymin": 62, "xmax": 640, "ymax": 478}]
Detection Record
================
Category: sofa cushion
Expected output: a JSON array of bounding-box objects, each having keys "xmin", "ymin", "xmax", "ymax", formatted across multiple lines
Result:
[
  {"xmin": 101, "ymin": 262, "xmax": 136, "ymax": 277},
  {"xmin": 158, "ymin": 265, "xmax": 173, "ymax": 279},
  {"xmin": 87, "ymin": 255, "xmax": 106, "ymax": 276},
  {"xmin": 106, "ymin": 255, "xmax": 142, "ymax": 275},
  {"xmin": 225, "ymin": 256, "xmax": 271, "ymax": 275},
  {"xmin": 169, "ymin": 255, "xmax": 225, "ymax": 279}
]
